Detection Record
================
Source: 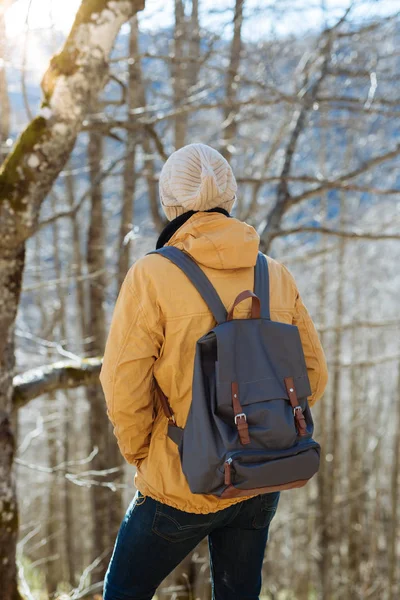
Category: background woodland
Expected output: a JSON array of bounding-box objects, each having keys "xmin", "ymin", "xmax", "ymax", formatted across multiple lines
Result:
[{"xmin": 0, "ymin": 0, "xmax": 399, "ymax": 599}]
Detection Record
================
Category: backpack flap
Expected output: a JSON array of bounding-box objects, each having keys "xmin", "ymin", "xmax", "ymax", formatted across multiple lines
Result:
[{"xmin": 215, "ymin": 318, "xmax": 312, "ymax": 400}]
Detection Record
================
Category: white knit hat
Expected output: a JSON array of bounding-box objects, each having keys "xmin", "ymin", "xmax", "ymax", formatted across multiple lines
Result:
[{"xmin": 159, "ymin": 143, "xmax": 237, "ymax": 221}]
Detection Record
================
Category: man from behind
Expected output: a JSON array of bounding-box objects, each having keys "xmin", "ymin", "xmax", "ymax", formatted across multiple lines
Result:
[{"xmin": 100, "ymin": 143, "xmax": 328, "ymax": 600}]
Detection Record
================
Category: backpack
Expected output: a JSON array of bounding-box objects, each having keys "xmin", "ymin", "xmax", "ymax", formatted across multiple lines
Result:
[{"xmin": 149, "ymin": 247, "xmax": 321, "ymax": 499}]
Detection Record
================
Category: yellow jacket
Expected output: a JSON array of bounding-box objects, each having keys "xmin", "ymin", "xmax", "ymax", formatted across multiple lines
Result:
[{"xmin": 100, "ymin": 212, "xmax": 328, "ymax": 513}]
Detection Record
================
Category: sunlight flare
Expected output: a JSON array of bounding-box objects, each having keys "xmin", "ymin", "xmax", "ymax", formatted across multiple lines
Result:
[{"xmin": 5, "ymin": 0, "xmax": 81, "ymax": 37}]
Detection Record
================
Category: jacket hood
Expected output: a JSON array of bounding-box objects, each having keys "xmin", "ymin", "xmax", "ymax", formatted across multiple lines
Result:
[{"xmin": 167, "ymin": 212, "xmax": 260, "ymax": 269}]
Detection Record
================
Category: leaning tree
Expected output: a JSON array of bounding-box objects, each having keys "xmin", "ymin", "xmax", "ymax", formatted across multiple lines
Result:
[{"xmin": 0, "ymin": 1, "xmax": 145, "ymax": 598}]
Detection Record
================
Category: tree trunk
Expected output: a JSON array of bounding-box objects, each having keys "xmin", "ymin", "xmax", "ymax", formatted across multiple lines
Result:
[
  {"xmin": 86, "ymin": 120, "xmax": 109, "ymax": 579},
  {"xmin": 118, "ymin": 18, "xmax": 139, "ymax": 287},
  {"xmin": 316, "ymin": 234, "xmax": 331, "ymax": 598},
  {"xmin": 313, "ymin": 111, "xmax": 331, "ymax": 600},
  {"xmin": 388, "ymin": 356, "xmax": 400, "ymax": 600},
  {"xmin": 125, "ymin": 16, "xmax": 165, "ymax": 231},
  {"xmin": 31, "ymin": 220, "xmax": 64, "ymax": 594},
  {"xmin": 221, "ymin": 0, "xmax": 244, "ymax": 164},
  {"xmin": 171, "ymin": 0, "xmax": 201, "ymax": 153},
  {"xmin": 86, "ymin": 114, "xmax": 124, "ymax": 582},
  {"xmin": 46, "ymin": 193, "xmax": 73, "ymax": 591},
  {"xmin": 0, "ymin": 245, "xmax": 25, "ymax": 600},
  {"xmin": 347, "ymin": 326, "xmax": 362, "ymax": 598},
  {"xmin": 66, "ymin": 169, "xmax": 88, "ymax": 336},
  {"xmin": 364, "ymin": 333, "xmax": 386, "ymax": 595},
  {"xmin": 173, "ymin": 0, "xmax": 187, "ymax": 149},
  {"xmin": 188, "ymin": 0, "xmax": 201, "ymax": 92},
  {"xmin": 65, "ymin": 168, "xmax": 90, "ymax": 584}
]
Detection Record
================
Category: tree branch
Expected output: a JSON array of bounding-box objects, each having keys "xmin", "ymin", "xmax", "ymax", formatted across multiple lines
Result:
[
  {"xmin": 13, "ymin": 358, "xmax": 102, "ymax": 409},
  {"xmin": 269, "ymin": 226, "xmax": 400, "ymax": 241},
  {"xmin": 259, "ymin": 24, "xmax": 336, "ymax": 251},
  {"xmin": 13, "ymin": 344, "xmax": 400, "ymax": 411},
  {"xmin": 288, "ymin": 143, "xmax": 400, "ymax": 205}
]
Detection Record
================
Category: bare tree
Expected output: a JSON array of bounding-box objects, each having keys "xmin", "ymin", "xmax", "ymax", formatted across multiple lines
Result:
[
  {"xmin": 389, "ymin": 356, "xmax": 400, "ymax": 600},
  {"xmin": 221, "ymin": 0, "xmax": 244, "ymax": 164},
  {"xmin": 3, "ymin": 2, "xmax": 400, "ymax": 598},
  {"xmin": 0, "ymin": 1, "xmax": 145, "ymax": 597},
  {"xmin": 118, "ymin": 18, "xmax": 140, "ymax": 287},
  {"xmin": 86, "ymin": 101, "xmax": 125, "ymax": 580},
  {"xmin": 173, "ymin": 0, "xmax": 187, "ymax": 149}
]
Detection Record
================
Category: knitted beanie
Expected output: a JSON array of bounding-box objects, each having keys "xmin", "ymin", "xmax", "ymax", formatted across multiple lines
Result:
[{"xmin": 159, "ymin": 143, "xmax": 237, "ymax": 221}]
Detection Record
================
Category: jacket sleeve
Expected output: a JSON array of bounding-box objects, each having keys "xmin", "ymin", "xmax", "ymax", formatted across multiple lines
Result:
[
  {"xmin": 99, "ymin": 262, "xmax": 163, "ymax": 467},
  {"xmin": 282, "ymin": 264, "xmax": 329, "ymax": 407}
]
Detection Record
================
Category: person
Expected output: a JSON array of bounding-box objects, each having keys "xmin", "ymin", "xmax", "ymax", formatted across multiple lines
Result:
[{"xmin": 99, "ymin": 143, "xmax": 328, "ymax": 600}]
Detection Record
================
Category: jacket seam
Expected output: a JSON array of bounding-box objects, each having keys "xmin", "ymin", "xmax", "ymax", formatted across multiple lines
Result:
[
  {"xmin": 280, "ymin": 262, "xmax": 298, "ymax": 297},
  {"xmin": 163, "ymin": 308, "xmax": 294, "ymax": 321},
  {"xmin": 126, "ymin": 278, "xmax": 159, "ymax": 346},
  {"xmin": 188, "ymin": 223, "xmax": 225, "ymax": 269},
  {"xmin": 109, "ymin": 279, "xmax": 158, "ymax": 423}
]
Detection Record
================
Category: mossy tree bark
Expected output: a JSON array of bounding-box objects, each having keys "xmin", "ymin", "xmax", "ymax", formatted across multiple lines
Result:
[{"xmin": 0, "ymin": 2, "xmax": 145, "ymax": 598}]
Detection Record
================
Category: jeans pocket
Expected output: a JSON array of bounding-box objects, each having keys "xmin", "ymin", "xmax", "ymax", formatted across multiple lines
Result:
[
  {"xmin": 252, "ymin": 492, "xmax": 280, "ymax": 529},
  {"xmin": 152, "ymin": 502, "xmax": 214, "ymax": 543}
]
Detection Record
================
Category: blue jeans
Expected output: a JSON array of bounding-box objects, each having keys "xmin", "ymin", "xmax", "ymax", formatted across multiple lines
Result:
[{"xmin": 103, "ymin": 490, "xmax": 280, "ymax": 600}]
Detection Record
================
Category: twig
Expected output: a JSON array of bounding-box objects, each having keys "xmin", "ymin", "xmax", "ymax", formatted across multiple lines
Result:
[{"xmin": 268, "ymin": 226, "xmax": 400, "ymax": 241}]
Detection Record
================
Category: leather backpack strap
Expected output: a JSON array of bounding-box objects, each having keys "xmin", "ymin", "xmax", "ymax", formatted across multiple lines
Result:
[
  {"xmin": 153, "ymin": 377, "xmax": 184, "ymax": 445},
  {"xmin": 231, "ymin": 382, "xmax": 251, "ymax": 445},
  {"xmin": 148, "ymin": 247, "xmax": 228, "ymax": 325},
  {"xmin": 148, "ymin": 247, "xmax": 227, "ymax": 446},
  {"xmin": 227, "ymin": 291, "xmax": 261, "ymax": 321},
  {"xmin": 254, "ymin": 252, "xmax": 271, "ymax": 320},
  {"xmin": 284, "ymin": 376, "xmax": 307, "ymax": 436},
  {"xmin": 153, "ymin": 378, "xmax": 175, "ymax": 423}
]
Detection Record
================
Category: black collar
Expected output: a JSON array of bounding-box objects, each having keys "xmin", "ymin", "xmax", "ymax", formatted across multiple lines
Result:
[{"xmin": 156, "ymin": 207, "xmax": 230, "ymax": 249}]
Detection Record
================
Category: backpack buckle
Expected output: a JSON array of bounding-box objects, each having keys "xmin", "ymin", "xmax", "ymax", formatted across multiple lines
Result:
[
  {"xmin": 234, "ymin": 412, "xmax": 247, "ymax": 424},
  {"xmin": 293, "ymin": 406, "xmax": 303, "ymax": 417}
]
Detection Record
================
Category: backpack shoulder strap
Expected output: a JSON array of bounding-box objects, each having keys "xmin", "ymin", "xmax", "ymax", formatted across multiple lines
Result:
[
  {"xmin": 148, "ymin": 247, "xmax": 228, "ymax": 325},
  {"xmin": 254, "ymin": 252, "xmax": 271, "ymax": 320}
]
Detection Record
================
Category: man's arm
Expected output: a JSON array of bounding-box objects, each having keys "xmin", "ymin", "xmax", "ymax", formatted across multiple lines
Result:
[{"xmin": 99, "ymin": 261, "xmax": 162, "ymax": 467}]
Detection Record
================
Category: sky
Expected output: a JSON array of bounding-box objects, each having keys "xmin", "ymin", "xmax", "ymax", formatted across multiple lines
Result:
[
  {"xmin": 3, "ymin": 0, "xmax": 398, "ymax": 79},
  {"xmin": 5, "ymin": 0, "xmax": 399, "ymax": 41}
]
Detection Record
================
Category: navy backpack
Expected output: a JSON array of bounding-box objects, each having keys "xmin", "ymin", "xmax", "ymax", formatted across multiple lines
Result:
[{"xmin": 150, "ymin": 247, "xmax": 320, "ymax": 498}]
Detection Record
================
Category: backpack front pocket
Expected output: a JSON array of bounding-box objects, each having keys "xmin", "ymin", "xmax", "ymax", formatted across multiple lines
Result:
[{"xmin": 220, "ymin": 439, "xmax": 320, "ymax": 498}]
